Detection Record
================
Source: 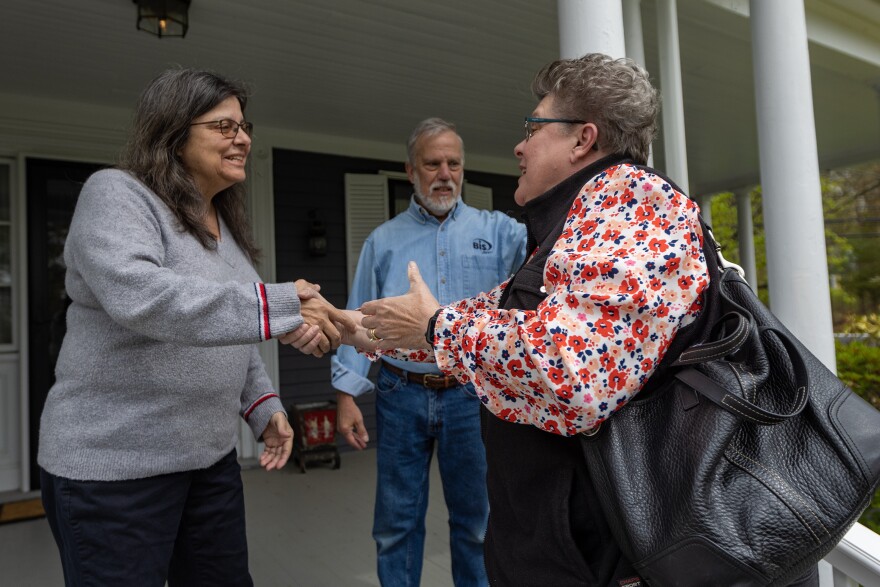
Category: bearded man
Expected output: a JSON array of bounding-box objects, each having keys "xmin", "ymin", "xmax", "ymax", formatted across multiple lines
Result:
[{"xmin": 330, "ymin": 118, "xmax": 526, "ymax": 586}]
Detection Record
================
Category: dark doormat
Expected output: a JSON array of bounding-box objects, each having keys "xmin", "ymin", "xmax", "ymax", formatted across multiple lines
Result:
[{"xmin": 0, "ymin": 498, "xmax": 45, "ymax": 525}]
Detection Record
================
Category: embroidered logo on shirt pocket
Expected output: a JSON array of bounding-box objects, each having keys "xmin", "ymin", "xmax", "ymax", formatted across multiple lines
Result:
[{"xmin": 472, "ymin": 238, "xmax": 493, "ymax": 252}]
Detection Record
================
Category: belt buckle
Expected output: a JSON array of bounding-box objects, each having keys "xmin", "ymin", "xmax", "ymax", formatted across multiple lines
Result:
[{"xmin": 422, "ymin": 374, "xmax": 448, "ymax": 389}]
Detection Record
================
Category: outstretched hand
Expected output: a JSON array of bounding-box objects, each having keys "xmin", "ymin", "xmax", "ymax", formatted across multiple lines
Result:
[
  {"xmin": 260, "ymin": 411, "xmax": 294, "ymax": 471},
  {"xmin": 279, "ymin": 280, "xmax": 357, "ymax": 356},
  {"xmin": 360, "ymin": 261, "xmax": 440, "ymax": 351}
]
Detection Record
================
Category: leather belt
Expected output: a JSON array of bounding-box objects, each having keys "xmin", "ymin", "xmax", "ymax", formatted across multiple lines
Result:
[{"xmin": 382, "ymin": 362, "xmax": 458, "ymax": 390}]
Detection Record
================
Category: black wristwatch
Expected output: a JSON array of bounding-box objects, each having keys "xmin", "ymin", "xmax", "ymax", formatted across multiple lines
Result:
[{"xmin": 425, "ymin": 308, "xmax": 443, "ymax": 348}]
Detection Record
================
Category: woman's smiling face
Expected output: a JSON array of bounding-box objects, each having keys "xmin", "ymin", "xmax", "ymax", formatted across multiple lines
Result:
[
  {"xmin": 180, "ymin": 96, "xmax": 252, "ymax": 200},
  {"xmin": 513, "ymin": 94, "xmax": 582, "ymax": 206}
]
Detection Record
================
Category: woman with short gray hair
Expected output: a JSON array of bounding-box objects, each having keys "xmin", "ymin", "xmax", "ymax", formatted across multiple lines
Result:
[{"xmin": 345, "ymin": 54, "xmax": 817, "ymax": 587}]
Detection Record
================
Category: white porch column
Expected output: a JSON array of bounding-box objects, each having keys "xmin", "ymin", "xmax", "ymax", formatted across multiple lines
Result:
[
  {"xmin": 622, "ymin": 0, "xmax": 646, "ymax": 67},
  {"xmin": 735, "ymin": 189, "xmax": 759, "ymax": 292},
  {"xmin": 750, "ymin": 0, "xmax": 836, "ymax": 370},
  {"xmin": 622, "ymin": 0, "xmax": 654, "ymax": 167},
  {"xmin": 558, "ymin": 0, "xmax": 626, "ymax": 59},
  {"xmin": 696, "ymin": 194, "xmax": 713, "ymax": 229},
  {"xmin": 656, "ymin": 0, "xmax": 689, "ymax": 193}
]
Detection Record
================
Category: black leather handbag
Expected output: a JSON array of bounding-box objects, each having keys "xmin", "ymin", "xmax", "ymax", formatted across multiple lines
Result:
[{"xmin": 580, "ymin": 223, "xmax": 880, "ymax": 586}]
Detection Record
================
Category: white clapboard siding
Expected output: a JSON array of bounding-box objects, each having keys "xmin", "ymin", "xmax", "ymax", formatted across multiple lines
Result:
[
  {"xmin": 344, "ymin": 174, "xmax": 389, "ymax": 291},
  {"xmin": 463, "ymin": 182, "xmax": 493, "ymax": 210}
]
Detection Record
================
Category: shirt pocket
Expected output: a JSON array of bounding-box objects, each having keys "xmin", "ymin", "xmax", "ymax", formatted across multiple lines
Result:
[{"xmin": 460, "ymin": 254, "xmax": 503, "ymax": 295}]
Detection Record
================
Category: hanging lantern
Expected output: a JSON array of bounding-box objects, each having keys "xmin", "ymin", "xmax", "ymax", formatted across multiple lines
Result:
[{"xmin": 134, "ymin": 0, "xmax": 191, "ymax": 38}]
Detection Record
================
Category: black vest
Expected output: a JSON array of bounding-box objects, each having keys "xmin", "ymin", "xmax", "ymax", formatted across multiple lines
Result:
[{"xmin": 483, "ymin": 156, "xmax": 713, "ymax": 586}]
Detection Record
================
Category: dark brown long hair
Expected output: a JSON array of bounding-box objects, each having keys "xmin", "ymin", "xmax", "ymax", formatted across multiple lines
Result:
[{"xmin": 119, "ymin": 68, "xmax": 260, "ymax": 261}]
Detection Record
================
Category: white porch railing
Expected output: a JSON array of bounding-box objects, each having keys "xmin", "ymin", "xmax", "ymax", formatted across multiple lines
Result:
[{"xmin": 822, "ymin": 523, "xmax": 880, "ymax": 586}]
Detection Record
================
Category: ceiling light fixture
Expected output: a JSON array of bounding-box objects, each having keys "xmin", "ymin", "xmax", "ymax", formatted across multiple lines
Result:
[{"xmin": 134, "ymin": 0, "xmax": 191, "ymax": 38}]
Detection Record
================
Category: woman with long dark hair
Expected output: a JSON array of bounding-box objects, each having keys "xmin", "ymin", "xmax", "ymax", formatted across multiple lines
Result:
[{"xmin": 38, "ymin": 68, "xmax": 351, "ymax": 586}]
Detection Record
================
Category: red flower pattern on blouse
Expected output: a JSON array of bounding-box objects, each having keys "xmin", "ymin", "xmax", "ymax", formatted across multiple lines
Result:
[{"xmin": 369, "ymin": 164, "xmax": 707, "ymax": 436}]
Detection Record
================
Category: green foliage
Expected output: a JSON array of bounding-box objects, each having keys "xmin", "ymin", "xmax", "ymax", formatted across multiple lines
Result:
[
  {"xmin": 706, "ymin": 161, "xmax": 880, "ymax": 324},
  {"xmin": 830, "ymin": 287, "xmax": 858, "ymax": 319},
  {"xmin": 840, "ymin": 238, "xmax": 880, "ymax": 312},
  {"xmin": 841, "ymin": 314, "xmax": 880, "ymax": 341},
  {"xmin": 835, "ymin": 340, "xmax": 880, "ymax": 534},
  {"xmin": 836, "ymin": 340, "xmax": 880, "ymax": 408},
  {"xmin": 825, "ymin": 162, "xmax": 880, "ymax": 315},
  {"xmin": 708, "ymin": 190, "xmax": 769, "ymax": 306},
  {"xmin": 864, "ymin": 488, "xmax": 880, "ymax": 536}
]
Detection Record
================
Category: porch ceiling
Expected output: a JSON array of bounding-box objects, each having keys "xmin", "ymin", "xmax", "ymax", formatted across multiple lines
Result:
[{"xmin": 2, "ymin": 0, "xmax": 879, "ymax": 195}]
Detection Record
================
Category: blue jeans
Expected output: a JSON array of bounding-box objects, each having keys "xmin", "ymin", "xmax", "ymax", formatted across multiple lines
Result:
[
  {"xmin": 41, "ymin": 449, "xmax": 251, "ymax": 587},
  {"xmin": 373, "ymin": 364, "xmax": 489, "ymax": 587}
]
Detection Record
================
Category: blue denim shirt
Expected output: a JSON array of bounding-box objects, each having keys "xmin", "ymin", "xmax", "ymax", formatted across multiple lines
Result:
[{"xmin": 331, "ymin": 196, "xmax": 527, "ymax": 397}]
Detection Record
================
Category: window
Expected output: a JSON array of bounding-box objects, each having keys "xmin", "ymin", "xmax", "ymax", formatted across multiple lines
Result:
[{"xmin": 388, "ymin": 178, "xmax": 412, "ymax": 216}]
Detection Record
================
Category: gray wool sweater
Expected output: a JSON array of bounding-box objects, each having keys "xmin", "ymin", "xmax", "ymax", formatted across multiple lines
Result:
[{"xmin": 38, "ymin": 169, "xmax": 303, "ymax": 481}]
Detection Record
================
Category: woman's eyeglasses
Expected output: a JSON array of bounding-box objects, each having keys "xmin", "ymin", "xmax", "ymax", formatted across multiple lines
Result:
[
  {"xmin": 190, "ymin": 119, "xmax": 254, "ymax": 138},
  {"xmin": 524, "ymin": 117, "xmax": 586, "ymax": 141}
]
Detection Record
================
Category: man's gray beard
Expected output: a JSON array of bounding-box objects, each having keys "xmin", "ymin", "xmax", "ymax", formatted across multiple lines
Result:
[{"xmin": 414, "ymin": 185, "xmax": 460, "ymax": 216}]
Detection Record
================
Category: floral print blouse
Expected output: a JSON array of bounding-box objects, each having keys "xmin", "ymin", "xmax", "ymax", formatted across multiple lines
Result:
[{"xmin": 373, "ymin": 163, "xmax": 708, "ymax": 437}]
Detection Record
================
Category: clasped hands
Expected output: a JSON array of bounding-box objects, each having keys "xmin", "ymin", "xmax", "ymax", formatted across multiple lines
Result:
[
  {"xmin": 281, "ymin": 263, "xmax": 441, "ymax": 356},
  {"xmin": 278, "ymin": 279, "xmax": 357, "ymax": 357}
]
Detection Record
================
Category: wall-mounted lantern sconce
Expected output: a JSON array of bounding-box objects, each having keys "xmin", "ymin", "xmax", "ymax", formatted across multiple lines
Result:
[
  {"xmin": 308, "ymin": 210, "xmax": 328, "ymax": 257},
  {"xmin": 134, "ymin": 0, "xmax": 191, "ymax": 38}
]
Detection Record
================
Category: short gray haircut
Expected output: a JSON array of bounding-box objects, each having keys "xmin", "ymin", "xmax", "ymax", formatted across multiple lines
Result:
[
  {"xmin": 531, "ymin": 53, "xmax": 659, "ymax": 164},
  {"xmin": 406, "ymin": 117, "xmax": 465, "ymax": 165}
]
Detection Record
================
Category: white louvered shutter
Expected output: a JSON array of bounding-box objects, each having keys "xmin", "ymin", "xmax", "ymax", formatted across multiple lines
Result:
[
  {"xmin": 344, "ymin": 174, "xmax": 389, "ymax": 290},
  {"xmin": 463, "ymin": 182, "xmax": 493, "ymax": 210}
]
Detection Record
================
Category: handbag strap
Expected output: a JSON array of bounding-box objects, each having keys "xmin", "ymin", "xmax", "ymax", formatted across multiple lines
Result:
[
  {"xmin": 673, "ymin": 326, "xmax": 811, "ymax": 425},
  {"xmin": 673, "ymin": 311, "xmax": 751, "ymax": 366}
]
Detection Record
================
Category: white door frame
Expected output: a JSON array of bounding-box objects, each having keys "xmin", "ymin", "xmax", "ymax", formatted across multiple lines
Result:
[{"xmin": 0, "ymin": 158, "xmax": 20, "ymax": 492}]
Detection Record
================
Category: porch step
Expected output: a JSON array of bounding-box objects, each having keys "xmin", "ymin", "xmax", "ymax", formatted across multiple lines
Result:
[{"xmin": 0, "ymin": 498, "xmax": 44, "ymax": 525}]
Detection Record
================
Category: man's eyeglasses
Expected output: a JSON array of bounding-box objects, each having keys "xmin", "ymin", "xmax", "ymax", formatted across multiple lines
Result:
[
  {"xmin": 524, "ymin": 117, "xmax": 586, "ymax": 142},
  {"xmin": 190, "ymin": 119, "xmax": 254, "ymax": 138}
]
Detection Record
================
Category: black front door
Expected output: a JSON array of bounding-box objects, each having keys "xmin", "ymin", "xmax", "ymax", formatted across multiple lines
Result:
[{"xmin": 26, "ymin": 158, "xmax": 105, "ymax": 488}]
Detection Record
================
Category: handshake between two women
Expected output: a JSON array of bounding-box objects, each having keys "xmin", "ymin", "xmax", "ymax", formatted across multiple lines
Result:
[{"xmin": 280, "ymin": 262, "xmax": 440, "ymax": 356}]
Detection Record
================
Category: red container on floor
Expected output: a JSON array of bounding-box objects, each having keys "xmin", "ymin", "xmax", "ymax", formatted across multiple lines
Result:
[{"xmin": 288, "ymin": 401, "xmax": 341, "ymax": 473}]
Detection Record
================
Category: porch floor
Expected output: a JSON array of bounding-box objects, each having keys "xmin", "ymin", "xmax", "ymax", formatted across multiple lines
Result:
[{"xmin": 0, "ymin": 449, "xmax": 455, "ymax": 586}]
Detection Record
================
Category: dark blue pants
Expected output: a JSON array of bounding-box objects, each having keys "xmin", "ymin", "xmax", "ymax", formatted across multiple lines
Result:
[{"xmin": 41, "ymin": 449, "xmax": 252, "ymax": 587}]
